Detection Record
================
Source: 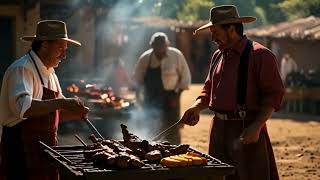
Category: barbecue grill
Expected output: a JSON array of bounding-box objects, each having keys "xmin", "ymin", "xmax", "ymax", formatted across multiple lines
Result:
[{"xmin": 44, "ymin": 144, "xmax": 234, "ymax": 180}]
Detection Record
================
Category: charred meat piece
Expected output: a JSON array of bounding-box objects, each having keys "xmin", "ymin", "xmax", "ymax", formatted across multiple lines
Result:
[
  {"xmin": 116, "ymin": 154, "xmax": 131, "ymax": 169},
  {"xmin": 92, "ymin": 151, "xmax": 117, "ymax": 166},
  {"xmin": 121, "ymin": 124, "xmax": 148, "ymax": 157},
  {"xmin": 169, "ymin": 144, "xmax": 190, "ymax": 155},
  {"xmin": 119, "ymin": 152, "xmax": 145, "ymax": 168},
  {"xmin": 121, "ymin": 124, "xmax": 143, "ymax": 143},
  {"xmin": 88, "ymin": 134, "xmax": 103, "ymax": 143},
  {"xmin": 162, "ymin": 150, "xmax": 172, "ymax": 157},
  {"xmin": 100, "ymin": 139, "xmax": 134, "ymax": 154},
  {"xmin": 145, "ymin": 150, "xmax": 162, "ymax": 162}
]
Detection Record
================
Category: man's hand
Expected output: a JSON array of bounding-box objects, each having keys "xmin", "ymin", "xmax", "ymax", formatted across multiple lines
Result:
[
  {"xmin": 180, "ymin": 106, "xmax": 200, "ymax": 126},
  {"xmin": 59, "ymin": 97, "xmax": 89, "ymax": 121},
  {"xmin": 239, "ymin": 122, "xmax": 262, "ymax": 144},
  {"xmin": 61, "ymin": 97, "xmax": 89, "ymax": 117},
  {"xmin": 240, "ymin": 105, "xmax": 274, "ymax": 144}
]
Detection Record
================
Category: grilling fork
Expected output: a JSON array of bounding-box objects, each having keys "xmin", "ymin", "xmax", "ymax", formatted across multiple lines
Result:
[
  {"xmin": 151, "ymin": 119, "xmax": 182, "ymax": 141},
  {"xmin": 83, "ymin": 118, "xmax": 104, "ymax": 139}
]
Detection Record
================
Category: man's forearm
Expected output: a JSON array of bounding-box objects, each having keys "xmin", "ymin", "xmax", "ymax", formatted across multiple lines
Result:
[
  {"xmin": 59, "ymin": 110, "xmax": 83, "ymax": 121},
  {"xmin": 192, "ymin": 98, "xmax": 209, "ymax": 112},
  {"xmin": 24, "ymin": 99, "xmax": 62, "ymax": 118}
]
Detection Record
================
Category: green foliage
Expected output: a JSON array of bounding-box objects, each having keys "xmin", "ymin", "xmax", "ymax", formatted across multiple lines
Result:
[
  {"xmin": 153, "ymin": 0, "xmax": 186, "ymax": 18},
  {"xmin": 214, "ymin": 0, "xmax": 256, "ymax": 17},
  {"xmin": 106, "ymin": 0, "xmax": 320, "ymax": 25},
  {"xmin": 278, "ymin": 0, "xmax": 320, "ymax": 20},
  {"xmin": 254, "ymin": 6, "xmax": 268, "ymax": 26},
  {"xmin": 176, "ymin": 0, "xmax": 214, "ymax": 21}
]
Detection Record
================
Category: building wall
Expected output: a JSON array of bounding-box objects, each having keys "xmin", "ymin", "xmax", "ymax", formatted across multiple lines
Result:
[
  {"xmin": 0, "ymin": 3, "xmax": 39, "ymax": 58},
  {"xmin": 277, "ymin": 39, "xmax": 320, "ymax": 71},
  {"xmin": 247, "ymin": 36, "xmax": 320, "ymax": 72}
]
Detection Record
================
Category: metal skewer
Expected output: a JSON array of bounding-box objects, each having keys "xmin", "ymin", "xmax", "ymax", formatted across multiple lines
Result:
[
  {"xmin": 83, "ymin": 118, "xmax": 104, "ymax": 139},
  {"xmin": 39, "ymin": 141, "xmax": 72, "ymax": 165},
  {"xmin": 75, "ymin": 134, "xmax": 87, "ymax": 146},
  {"xmin": 151, "ymin": 119, "xmax": 182, "ymax": 141}
]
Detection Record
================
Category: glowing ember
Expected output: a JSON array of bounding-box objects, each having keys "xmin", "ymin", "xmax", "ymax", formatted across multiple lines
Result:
[{"xmin": 100, "ymin": 93, "xmax": 109, "ymax": 99}]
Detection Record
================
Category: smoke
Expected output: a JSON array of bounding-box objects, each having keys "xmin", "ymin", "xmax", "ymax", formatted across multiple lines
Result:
[{"xmin": 56, "ymin": 1, "xmax": 178, "ymax": 142}]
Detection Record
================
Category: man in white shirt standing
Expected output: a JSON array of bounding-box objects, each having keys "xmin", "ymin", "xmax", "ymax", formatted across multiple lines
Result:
[
  {"xmin": 0, "ymin": 20, "xmax": 88, "ymax": 180},
  {"xmin": 281, "ymin": 53, "xmax": 298, "ymax": 83},
  {"xmin": 133, "ymin": 32, "xmax": 191, "ymax": 144}
]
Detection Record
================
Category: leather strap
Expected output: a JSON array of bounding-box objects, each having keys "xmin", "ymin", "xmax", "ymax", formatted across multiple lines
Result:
[{"xmin": 237, "ymin": 40, "xmax": 253, "ymax": 107}]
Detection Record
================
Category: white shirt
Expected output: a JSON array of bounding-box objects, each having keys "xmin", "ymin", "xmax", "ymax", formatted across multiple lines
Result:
[
  {"xmin": 0, "ymin": 50, "xmax": 64, "ymax": 130},
  {"xmin": 133, "ymin": 47, "xmax": 191, "ymax": 91},
  {"xmin": 281, "ymin": 56, "xmax": 298, "ymax": 81}
]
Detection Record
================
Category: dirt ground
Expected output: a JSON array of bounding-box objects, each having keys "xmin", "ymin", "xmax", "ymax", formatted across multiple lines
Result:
[
  {"xmin": 180, "ymin": 84, "xmax": 320, "ymax": 180},
  {"xmin": 58, "ymin": 84, "xmax": 319, "ymax": 180}
]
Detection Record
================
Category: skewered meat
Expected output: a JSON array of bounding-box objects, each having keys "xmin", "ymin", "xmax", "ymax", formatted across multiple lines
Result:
[
  {"xmin": 87, "ymin": 134, "xmax": 145, "ymax": 169},
  {"xmin": 168, "ymin": 144, "xmax": 189, "ymax": 155},
  {"xmin": 145, "ymin": 150, "xmax": 162, "ymax": 162},
  {"xmin": 92, "ymin": 151, "xmax": 117, "ymax": 166},
  {"xmin": 116, "ymin": 154, "xmax": 131, "ymax": 168},
  {"xmin": 120, "ymin": 124, "xmax": 189, "ymax": 158},
  {"xmin": 84, "ymin": 125, "xmax": 197, "ymax": 169}
]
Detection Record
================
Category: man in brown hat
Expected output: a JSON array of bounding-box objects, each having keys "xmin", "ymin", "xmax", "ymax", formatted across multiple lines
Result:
[
  {"xmin": 0, "ymin": 20, "xmax": 88, "ymax": 180},
  {"xmin": 181, "ymin": 5, "xmax": 284, "ymax": 180}
]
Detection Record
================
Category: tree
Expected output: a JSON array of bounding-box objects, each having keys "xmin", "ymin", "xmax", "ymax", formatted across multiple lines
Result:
[
  {"xmin": 177, "ymin": 0, "xmax": 214, "ymax": 21},
  {"xmin": 278, "ymin": 0, "xmax": 320, "ymax": 20}
]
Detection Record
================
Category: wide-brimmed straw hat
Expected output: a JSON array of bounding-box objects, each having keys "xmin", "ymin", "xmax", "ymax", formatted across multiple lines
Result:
[
  {"xmin": 21, "ymin": 20, "xmax": 81, "ymax": 46},
  {"xmin": 194, "ymin": 5, "xmax": 256, "ymax": 34}
]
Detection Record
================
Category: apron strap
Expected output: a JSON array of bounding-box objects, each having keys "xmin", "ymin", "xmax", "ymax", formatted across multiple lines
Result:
[{"xmin": 29, "ymin": 51, "xmax": 45, "ymax": 86}]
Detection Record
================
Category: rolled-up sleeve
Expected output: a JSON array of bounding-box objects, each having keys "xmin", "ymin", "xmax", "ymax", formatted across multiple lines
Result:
[
  {"xmin": 7, "ymin": 67, "xmax": 34, "ymax": 119},
  {"xmin": 256, "ymin": 49, "xmax": 285, "ymax": 111},
  {"xmin": 197, "ymin": 75, "xmax": 211, "ymax": 105},
  {"xmin": 196, "ymin": 51, "xmax": 222, "ymax": 105}
]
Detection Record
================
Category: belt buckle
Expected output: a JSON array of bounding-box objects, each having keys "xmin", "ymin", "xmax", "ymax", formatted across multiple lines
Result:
[
  {"xmin": 238, "ymin": 110, "xmax": 246, "ymax": 119},
  {"xmin": 215, "ymin": 112, "xmax": 228, "ymax": 120}
]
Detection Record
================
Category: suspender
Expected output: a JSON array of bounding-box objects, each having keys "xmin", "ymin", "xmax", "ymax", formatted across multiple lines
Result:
[
  {"xmin": 210, "ymin": 40, "xmax": 253, "ymax": 119},
  {"xmin": 237, "ymin": 40, "xmax": 253, "ymax": 108}
]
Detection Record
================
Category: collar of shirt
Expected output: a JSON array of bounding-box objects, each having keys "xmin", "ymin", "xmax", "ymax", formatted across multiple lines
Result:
[
  {"xmin": 221, "ymin": 36, "xmax": 248, "ymax": 56},
  {"xmin": 29, "ymin": 50, "xmax": 55, "ymax": 76}
]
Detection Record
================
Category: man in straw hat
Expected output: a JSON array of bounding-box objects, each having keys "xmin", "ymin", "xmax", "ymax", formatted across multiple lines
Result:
[
  {"xmin": 0, "ymin": 20, "xmax": 88, "ymax": 180},
  {"xmin": 181, "ymin": 5, "xmax": 284, "ymax": 180}
]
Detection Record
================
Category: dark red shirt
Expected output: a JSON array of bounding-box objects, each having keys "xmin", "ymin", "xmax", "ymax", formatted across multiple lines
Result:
[{"xmin": 199, "ymin": 36, "xmax": 285, "ymax": 112}]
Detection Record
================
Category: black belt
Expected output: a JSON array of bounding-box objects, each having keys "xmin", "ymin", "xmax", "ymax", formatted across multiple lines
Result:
[{"xmin": 214, "ymin": 110, "xmax": 256, "ymax": 120}]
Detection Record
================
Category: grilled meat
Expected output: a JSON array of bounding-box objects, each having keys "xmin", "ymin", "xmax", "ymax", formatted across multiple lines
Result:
[
  {"xmin": 92, "ymin": 151, "xmax": 117, "ymax": 166},
  {"xmin": 145, "ymin": 150, "xmax": 162, "ymax": 162}
]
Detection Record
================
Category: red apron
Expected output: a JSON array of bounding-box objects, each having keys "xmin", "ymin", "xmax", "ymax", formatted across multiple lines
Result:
[
  {"xmin": 209, "ymin": 116, "xmax": 279, "ymax": 180},
  {"xmin": 0, "ymin": 52, "xmax": 60, "ymax": 180}
]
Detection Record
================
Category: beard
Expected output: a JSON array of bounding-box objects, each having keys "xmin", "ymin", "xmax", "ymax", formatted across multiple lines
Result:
[{"xmin": 215, "ymin": 33, "xmax": 233, "ymax": 50}]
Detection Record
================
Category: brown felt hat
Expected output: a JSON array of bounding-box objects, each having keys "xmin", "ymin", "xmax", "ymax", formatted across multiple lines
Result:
[
  {"xmin": 194, "ymin": 5, "xmax": 256, "ymax": 34},
  {"xmin": 21, "ymin": 20, "xmax": 81, "ymax": 46}
]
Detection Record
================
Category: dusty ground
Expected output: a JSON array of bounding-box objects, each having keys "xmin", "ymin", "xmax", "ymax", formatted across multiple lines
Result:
[
  {"xmin": 180, "ymin": 84, "xmax": 320, "ymax": 180},
  {"xmin": 58, "ymin": 84, "xmax": 320, "ymax": 180}
]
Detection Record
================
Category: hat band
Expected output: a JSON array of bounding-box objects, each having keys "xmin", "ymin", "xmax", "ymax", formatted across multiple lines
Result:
[{"xmin": 37, "ymin": 34, "xmax": 67, "ymax": 38}]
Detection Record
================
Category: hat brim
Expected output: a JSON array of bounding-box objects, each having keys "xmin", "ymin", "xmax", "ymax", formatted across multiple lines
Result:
[
  {"xmin": 194, "ymin": 16, "xmax": 256, "ymax": 35},
  {"xmin": 21, "ymin": 36, "xmax": 81, "ymax": 46}
]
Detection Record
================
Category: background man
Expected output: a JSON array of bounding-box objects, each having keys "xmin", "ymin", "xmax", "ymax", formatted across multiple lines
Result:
[
  {"xmin": 133, "ymin": 32, "xmax": 191, "ymax": 144},
  {"xmin": 280, "ymin": 53, "xmax": 298, "ymax": 83},
  {"xmin": 0, "ymin": 20, "xmax": 88, "ymax": 180},
  {"xmin": 181, "ymin": 5, "xmax": 284, "ymax": 180}
]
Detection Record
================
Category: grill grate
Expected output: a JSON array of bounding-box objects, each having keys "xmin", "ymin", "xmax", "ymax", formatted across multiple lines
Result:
[{"xmin": 45, "ymin": 145, "xmax": 234, "ymax": 180}]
